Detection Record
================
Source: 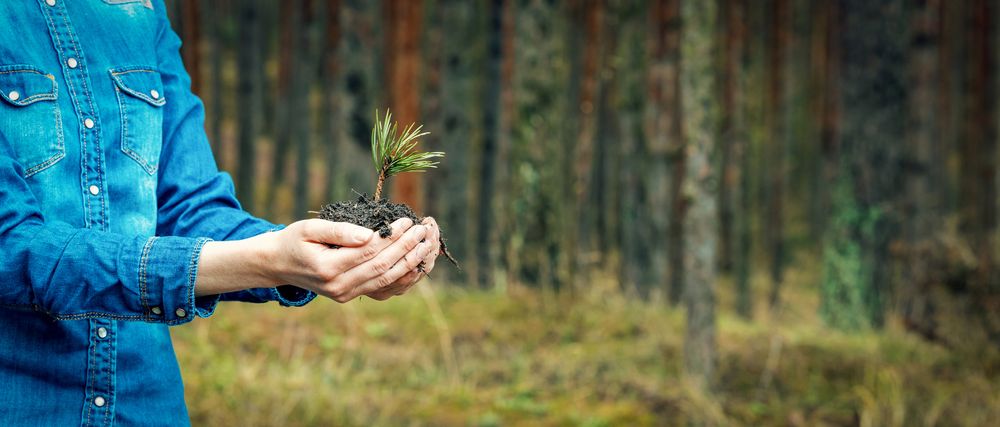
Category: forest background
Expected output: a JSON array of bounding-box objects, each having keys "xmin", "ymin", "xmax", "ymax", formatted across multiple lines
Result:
[{"xmin": 162, "ymin": 0, "xmax": 1000, "ymax": 425}]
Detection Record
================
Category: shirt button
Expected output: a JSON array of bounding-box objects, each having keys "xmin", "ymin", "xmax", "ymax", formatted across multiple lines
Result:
[
  {"xmin": 84, "ymin": 118, "xmax": 95, "ymax": 129},
  {"xmin": 175, "ymin": 308, "xmax": 187, "ymax": 318},
  {"xmin": 93, "ymin": 396, "xmax": 105, "ymax": 407},
  {"xmin": 67, "ymin": 58, "xmax": 78, "ymax": 68},
  {"xmin": 151, "ymin": 306, "xmax": 162, "ymax": 315},
  {"xmin": 7, "ymin": 91, "xmax": 19, "ymax": 101},
  {"xmin": 45, "ymin": 0, "xmax": 56, "ymax": 6},
  {"xmin": 97, "ymin": 327, "xmax": 108, "ymax": 339},
  {"xmin": 88, "ymin": 185, "xmax": 100, "ymax": 196},
  {"xmin": 150, "ymin": 89, "xmax": 160, "ymax": 99}
]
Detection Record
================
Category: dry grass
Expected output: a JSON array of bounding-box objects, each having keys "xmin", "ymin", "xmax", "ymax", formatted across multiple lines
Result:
[{"xmin": 172, "ymin": 268, "xmax": 999, "ymax": 426}]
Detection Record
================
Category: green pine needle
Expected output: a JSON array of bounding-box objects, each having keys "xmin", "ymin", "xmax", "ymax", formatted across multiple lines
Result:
[{"xmin": 371, "ymin": 109, "xmax": 444, "ymax": 199}]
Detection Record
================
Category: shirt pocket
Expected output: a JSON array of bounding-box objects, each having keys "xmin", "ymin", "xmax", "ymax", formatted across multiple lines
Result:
[
  {"xmin": 110, "ymin": 66, "xmax": 165, "ymax": 175},
  {"xmin": 0, "ymin": 65, "xmax": 65, "ymax": 178}
]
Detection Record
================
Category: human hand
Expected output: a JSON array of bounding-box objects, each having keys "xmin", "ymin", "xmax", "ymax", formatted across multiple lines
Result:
[
  {"xmin": 364, "ymin": 216, "xmax": 441, "ymax": 301},
  {"xmin": 261, "ymin": 217, "xmax": 431, "ymax": 303}
]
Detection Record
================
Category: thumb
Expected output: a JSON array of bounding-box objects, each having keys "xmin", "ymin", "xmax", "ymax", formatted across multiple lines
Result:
[{"xmin": 300, "ymin": 219, "xmax": 374, "ymax": 247}]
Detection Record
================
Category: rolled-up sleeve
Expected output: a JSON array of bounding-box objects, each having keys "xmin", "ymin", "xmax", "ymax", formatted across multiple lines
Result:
[
  {"xmin": 0, "ymin": 149, "xmax": 207, "ymax": 325},
  {"xmin": 151, "ymin": 0, "xmax": 314, "ymax": 309}
]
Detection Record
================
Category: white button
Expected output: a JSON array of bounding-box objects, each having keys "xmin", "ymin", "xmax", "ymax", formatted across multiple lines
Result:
[
  {"xmin": 88, "ymin": 185, "xmax": 100, "ymax": 196},
  {"xmin": 93, "ymin": 396, "xmax": 105, "ymax": 407},
  {"xmin": 150, "ymin": 89, "xmax": 160, "ymax": 99},
  {"xmin": 7, "ymin": 91, "xmax": 19, "ymax": 101},
  {"xmin": 175, "ymin": 308, "xmax": 186, "ymax": 318},
  {"xmin": 67, "ymin": 58, "xmax": 78, "ymax": 68},
  {"xmin": 97, "ymin": 327, "xmax": 108, "ymax": 339},
  {"xmin": 151, "ymin": 306, "xmax": 162, "ymax": 315},
  {"xmin": 45, "ymin": 0, "xmax": 56, "ymax": 6},
  {"xmin": 84, "ymin": 118, "xmax": 95, "ymax": 129}
]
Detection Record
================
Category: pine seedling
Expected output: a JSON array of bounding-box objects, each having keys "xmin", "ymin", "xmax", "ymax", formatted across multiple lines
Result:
[{"xmin": 371, "ymin": 109, "xmax": 444, "ymax": 200}]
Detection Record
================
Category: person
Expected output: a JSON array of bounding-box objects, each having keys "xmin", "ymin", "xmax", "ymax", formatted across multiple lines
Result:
[{"xmin": 0, "ymin": 1, "xmax": 441, "ymax": 425}]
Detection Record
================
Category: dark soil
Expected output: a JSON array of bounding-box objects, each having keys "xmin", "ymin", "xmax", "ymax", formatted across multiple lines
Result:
[{"xmin": 316, "ymin": 194, "xmax": 458, "ymax": 269}]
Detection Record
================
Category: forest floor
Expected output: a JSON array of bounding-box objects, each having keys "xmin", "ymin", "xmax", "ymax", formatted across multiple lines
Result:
[{"xmin": 173, "ymin": 264, "xmax": 999, "ymax": 426}]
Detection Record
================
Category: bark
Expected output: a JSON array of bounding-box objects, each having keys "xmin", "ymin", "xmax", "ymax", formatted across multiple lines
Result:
[
  {"xmin": 721, "ymin": 0, "xmax": 752, "ymax": 318},
  {"xmin": 900, "ymin": 0, "xmax": 942, "ymax": 342},
  {"xmin": 476, "ymin": 0, "xmax": 504, "ymax": 288},
  {"xmin": 681, "ymin": 0, "xmax": 719, "ymax": 392},
  {"xmin": 202, "ymin": 0, "xmax": 224, "ymax": 155},
  {"xmin": 572, "ymin": 0, "xmax": 603, "ymax": 264},
  {"xmin": 322, "ymin": 0, "xmax": 344, "ymax": 202},
  {"xmin": 959, "ymin": 0, "xmax": 999, "ymax": 339},
  {"xmin": 179, "ymin": 0, "xmax": 201, "ymax": 95},
  {"xmin": 821, "ymin": 0, "xmax": 906, "ymax": 330},
  {"xmin": 266, "ymin": 0, "xmax": 303, "ymax": 215},
  {"xmin": 235, "ymin": 0, "xmax": 263, "ymax": 212},
  {"xmin": 647, "ymin": 0, "xmax": 683, "ymax": 301},
  {"xmin": 959, "ymin": 0, "xmax": 998, "ymax": 287},
  {"xmin": 764, "ymin": 0, "xmax": 789, "ymax": 310},
  {"xmin": 384, "ymin": 0, "xmax": 424, "ymax": 209}
]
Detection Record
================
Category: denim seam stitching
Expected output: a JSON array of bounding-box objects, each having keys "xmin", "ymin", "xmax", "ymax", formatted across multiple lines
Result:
[
  {"xmin": 175, "ymin": 237, "xmax": 212, "ymax": 325},
  {"xmin": 39, "ymin": 2, "xmax": 94, "ymax": 229},
  {"xmin": 139, "ymin": 237, "xmax": 157, "ymax": 319},
  {"xmin": 57, "ymin": 3, "xmax": 109, "ymax": 231},
  {"xmin": 22, "ymin": 103, "xmax": 65, "ymax": 177}
]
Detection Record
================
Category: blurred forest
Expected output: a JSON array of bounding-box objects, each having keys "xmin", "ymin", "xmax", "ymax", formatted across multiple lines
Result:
[{"xmin": 163, "ymin": 0, "xmax": 1000, "ymax": 425}]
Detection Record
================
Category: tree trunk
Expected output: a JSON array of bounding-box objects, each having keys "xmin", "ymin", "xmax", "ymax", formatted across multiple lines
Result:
[
  {"xmin": 900, "ymin": 0, "xmax": 942, "ymax": 342},
  {"xmin": 959, "ymin": 0, "xmax": 999, "ymax": 338},
  {"xmin": 322, "ymin": 0, "xmax": 344, "ymax": 202},
  {"xmin": 821, "ymin": 0, "xmax": 906, "ymax": 330},
  {"xmin": 476, "ymin": 0, "xmax": 505, "ymax": 288},
  {"xmin": 647, "ymin": 0, "xmax": 683, "ymax": 301},
  {"xmin": 384, "ymin": 0, "xmax": 424, "ymax": 209},
  {"xmin": 235, "ymin": 0, "xmax": 263, "ymax": 212},
  {"xmin": 681, "ymin": 0, "xmax": 719, "ymax": 392},
  {"xmin": 721, "ymin": 0, "xmax": 752, "ymax": 318},
  {"xmin": 203, "ymin": 0, "xmax": 225, "ymax": 157},
  {"xmin": 179, "ymin": 0, "xmax": 201, "ymax": 95},
  {"xmin": 764, "ymin": 0, "xmax": 789, "ymax": 310}
]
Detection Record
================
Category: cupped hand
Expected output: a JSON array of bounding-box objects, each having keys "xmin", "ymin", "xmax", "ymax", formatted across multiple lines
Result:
[
  {"xmin": 365, "ymin": 216, "xmax": 441, "ymax": 301},
  {"xmin": 262, "ymin": 217, "xmax": 430, "ymax": 303}
]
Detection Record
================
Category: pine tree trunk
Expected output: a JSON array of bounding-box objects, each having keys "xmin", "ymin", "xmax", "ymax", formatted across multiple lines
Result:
[
  {"xmin": 764, "ymin": 0, "xmax": 789, "ymax": 310},
  {"xmin": 721, "ymin": 0, "xmax": 752, "ymax": 318},
  {"xmin": 235, "ymin": 0, "xmax": 262, "ymax": 212},
  {"xmin": 681, "ymin": 0, "xmax": 719, "ymax": 392},
  {"xmin": 959, "ymin": 0, "xmax": 999, "ymax": 338},
  {"xmin": 385, "ymin": 0, "xmax": 424, "ymax": 209},
  {"xmin": 821, "ymin": 0, "xmax": 905, "ymax": 330},
  {"xmin": 436, "ymin": 0, "xmax": 475, "ymax": 279},
  {"xmin": 322, "ymin": 0, "xmax": 344, "ymax": 202},
  {"xmin": 900, "ymin": 0, "xmax": 942, "ymax": 341},
  {"xmin": 647, "ymin": 0, "xmax": 683, "ymax": 301},
  {"xmin": 476, "ymin": 0, "xmax": 505, "ymax": 288}
]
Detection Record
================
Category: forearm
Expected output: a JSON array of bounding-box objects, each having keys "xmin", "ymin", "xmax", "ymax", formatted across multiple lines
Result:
[{"xmin": 194, "ymin": 233, "xmax": 281, "ymax": 296}]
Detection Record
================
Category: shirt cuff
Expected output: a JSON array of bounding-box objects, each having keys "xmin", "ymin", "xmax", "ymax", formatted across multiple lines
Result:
[{"xmin": 137, "ymin": 236, "xmax": 214, "ymax": 325}]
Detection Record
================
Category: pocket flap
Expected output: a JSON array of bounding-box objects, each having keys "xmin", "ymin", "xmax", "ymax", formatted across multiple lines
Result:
[
  {"xmin": 110, "ymin": 67, "xmax": 165, "ymax": 107},
  {"xmin": 0, "ymin": 66, "xmax": 57, "ymax": 107}
]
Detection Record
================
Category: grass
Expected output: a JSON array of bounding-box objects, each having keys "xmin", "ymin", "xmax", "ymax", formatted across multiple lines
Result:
[{"xmin": 172, "ymin": 267, "xmax": 999, "ymax": 426}]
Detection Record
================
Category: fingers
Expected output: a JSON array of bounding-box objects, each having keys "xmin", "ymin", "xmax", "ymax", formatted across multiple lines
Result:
[
  {"xmin": 319, "ymin": 217, "xmax": 414, "ymax": 272},
  {"xmin": 367, "ymin": 269, "xmax": 423, "ymax": 300},
  {"xmin": 348, "ymin": 240, "xmax": 432, "ymax": 300},
  {"xmin": 420, "ymin": 217, "xmax": 441, "ymax": 275},
  {"xmin": 301, "ymin": 219, "xmax": 374, "ymax": 247},
  {"xmin": 337, "ymin": 223, "xmax": 427, "ymax": 284}
]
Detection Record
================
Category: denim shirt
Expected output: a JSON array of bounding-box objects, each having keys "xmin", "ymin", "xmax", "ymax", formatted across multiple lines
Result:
[{"xmin": 0, "ymin": 1, "xmax": 316, "ymax": 425}]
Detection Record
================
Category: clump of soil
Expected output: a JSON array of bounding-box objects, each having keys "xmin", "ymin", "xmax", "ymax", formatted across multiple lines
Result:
[{"xmin": 316, "ymin": 194, "xmax": 458, "ymax": 268}]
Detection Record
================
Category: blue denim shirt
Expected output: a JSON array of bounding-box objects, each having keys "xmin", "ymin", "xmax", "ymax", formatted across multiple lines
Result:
[{"xmin": 0, "ymin": 1, "xmax": 316, "ymax": 425}]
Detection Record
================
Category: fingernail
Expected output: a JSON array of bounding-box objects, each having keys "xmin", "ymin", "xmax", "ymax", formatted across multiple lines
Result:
[
  {"xmin": 354, "ymin": 229, "xmax": 373, "ymax": 242},
  {"xmin": 418, "ymin": 242, "xmax": 431, "ymax": 257},
  {"xmin": 394, "ymin": 217, "xmax": 413, "ymax": 229}
]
